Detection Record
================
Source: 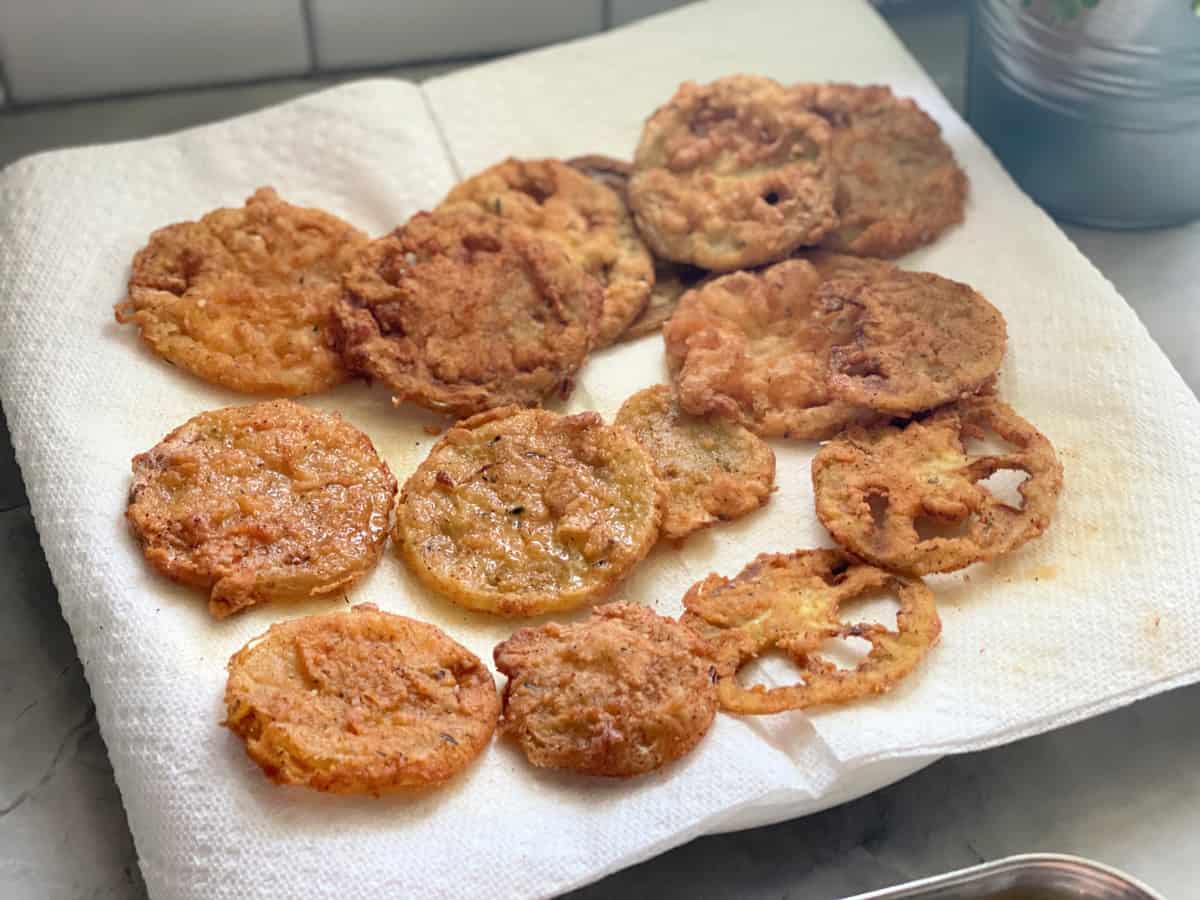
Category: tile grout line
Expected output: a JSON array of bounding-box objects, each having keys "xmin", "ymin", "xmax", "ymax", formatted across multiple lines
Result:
[
  {"xmin": 299, "ymin": 0, "xmax": 320, "ymax": 75},
  {"xmin": 0, "ymin": 52, "xmax": 13, "ymax": 106}
]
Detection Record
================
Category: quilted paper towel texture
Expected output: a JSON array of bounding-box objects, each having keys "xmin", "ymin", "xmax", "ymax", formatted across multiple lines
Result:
[{"xmin": 1, "ymin": 3, "xmax": 1199, "ymax": 899}]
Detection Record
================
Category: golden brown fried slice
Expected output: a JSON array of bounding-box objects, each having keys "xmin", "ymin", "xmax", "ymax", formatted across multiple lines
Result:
[
  {"xmin": 792, "ymin": 83, "xmax": 968, "ymax": 259},
  {"xmin": 630, "ymin": 75, "xmax": 838, "ymax": 272},
  {"xmin": 825, "ymin": 269, "xmax": 1007, "ymax": 414},
  {"xmin": 616, "ymin": 385, "xmax": 774, "ymax": 541},
  {"xmin": 394, "ymin": 407, "xmax": 662, "ymax": 617},
  {"xmin": 494, "ymin": 602, "xmax": 718, "ymax": 776},
  {"xmin": 439, "ymin": 158, "xmax": 653, "ymax": 347},
  {"xmin": 566, "ymin": 153, "xmax": 712, "ymax": 342},
  {"xmin": 680, "ymin": 550, "xmax": 940, "ymax": 714},
  {"xmin": 127, "ymin": 400, "xmax": 396, "ymax": 618},
  {"xmin": 663, "ymin": 259, "xmax": 879, "ymax": 439},
  {"xmin": 664, "ymin": 258, "xmax": 1006, "ymax": 434},
  {"xmin": 224, "ymin": 603, "xmax": 499, "ymax": 793},
  {"xmin": 332, "ymin": 212, "xmax": 597, "ymax": 418},
  {"xmin": 114, "ymin": 187, "xmax": 366, "ymax": 395},
  {"xmin": 812, "ymin": 396, "xmax": 1063, "ymax": 575}
]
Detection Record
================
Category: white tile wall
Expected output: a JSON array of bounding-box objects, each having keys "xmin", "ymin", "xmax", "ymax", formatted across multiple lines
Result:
[
  {"xmin": 609, "ymin": 0, "xmax": 693, "ymax": 27},
  {"xmin": 308, "ymin": 0, "xmax": 603, "ymax": 71},
  {"xmin": 0, "ymin": 0, "xmax": 694, "ymax": 105},
  {"xmin": 0, "ymin": 0, "xmax": 310, "ymax": 104}
]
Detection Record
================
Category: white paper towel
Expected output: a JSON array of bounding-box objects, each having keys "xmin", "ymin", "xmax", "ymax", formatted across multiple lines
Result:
[{"xmin": 0, "ymin": 2, "xmax": 1198, "ymax": 898}]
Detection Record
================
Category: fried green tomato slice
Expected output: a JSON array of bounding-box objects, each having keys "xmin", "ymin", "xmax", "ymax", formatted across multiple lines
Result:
[
  {"xmin": 812, "ymin": 396, "xmax": 1063, "ymax": 575},
  {"xmin": 494, "ymin": 602, "xmax": 718, "ymax": 776},
  {"xmin": 624, "ymin": 248, "xmax": 878, "ymax": 346},
  {"xmin": 115, "ymin": 187, "xmax": 365, "ymax": 395},
  {"xmin": 615, "ymin": 385, "xmax": 774, "ymax": 541},
  {"xmin": 224, "ymin": 603, "xmax": 499, "ymax": 793},
  {"xmin": 630, "ymin": 75, "xmax": 838, "ymax": 272},
  {"xmin": 681, "ymin": 549, "xmax": 940, "ymax": 714},
  {"xmin": 664, "ymin": 258, "xmax": 1006, "ymax": 435},
  {"xmin": 792, "ymin": 83, "xmax": 968, "ymax": 259},
  {"xmin": 127, "ymin": 400, "xmax": 396, "ymax": 618},
  {"xmin": 393, "ymin": 407, "xmax": 662, "ymax": 617},
  {"xmin": 440, "ymin": 157, "xmax": 653, "ymax": 348},
  {"xmin": 332, "ymin": 211, "xmax": 598, "ymax": 418},
  {"xmin": 824, "ymin": 269, "xmax": 1007, "ymax": 415},
  {"xmin": 663, "ymin": 259, "xmax": 879, "ymax": 439}
]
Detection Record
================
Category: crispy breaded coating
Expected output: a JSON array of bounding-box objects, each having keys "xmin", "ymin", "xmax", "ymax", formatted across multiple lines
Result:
[
  {"xmin": 664, "ymin": 258, "xmax": 1005, "ymax": 436},
  {"xmin": 793, "ymin": 83, "xmax": 968, "ymax": 258},
  {"xmin": 494, "ymin": 602, "xmax": 718, "ymax": 776},
  {"xmin": 394, "ymin": 407, "xmax": 662, "ymax": 617},
  {"xmin": 812, "ymin": 396, "xmax": 1063, "ymax": 575},
  {"xmin": 332, "ymin": 212, "xmax": 597, "ymax": 418},
  {"xmin": 663, "ymin": 259, "xmax": 879, "ymax": 439},
  {"xmin": 824, "ymin": 269, "xmax": 1006, "ymax": 414},
  {"xmin": 681, "ymin": 550, "xmax": 940, "ymax": 713},
  {"xmin": 127, "ymin": 400, "xmax": 395, "ymax": 618},
  {"xmin": 440, "ymin": 158, "xmax": 653, "ymax": 347},
  {"xmin": 224, "ymin": 604, "xmax": 498, "ymax": 793},
  {"xmin": 115, "ymin": 187, "xmax": 365, "ymax": 395},
  {"xmin": 630, "ymin": 75, "xmax": 838, "ymax": 272},
  {"xmin": 616, "ymin": 385, "xmax": 774, "ymax": 541}
]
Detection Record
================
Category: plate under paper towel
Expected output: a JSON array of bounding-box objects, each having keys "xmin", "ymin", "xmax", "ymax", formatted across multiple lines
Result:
[{"xmin": 1, "ymin": 2, "xmax": 1199, "ymax": 898}]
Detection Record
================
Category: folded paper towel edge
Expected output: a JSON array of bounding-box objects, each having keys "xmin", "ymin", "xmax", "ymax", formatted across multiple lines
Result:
[{"xmin": 0, "ymin": 76, "xmax": 422, "ymax": 181}]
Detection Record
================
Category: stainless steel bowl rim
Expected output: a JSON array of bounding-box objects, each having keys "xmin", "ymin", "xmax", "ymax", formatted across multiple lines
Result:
[{"xmin": 842, "ymin": 852, "xmax": 1165, "ymax": 899}]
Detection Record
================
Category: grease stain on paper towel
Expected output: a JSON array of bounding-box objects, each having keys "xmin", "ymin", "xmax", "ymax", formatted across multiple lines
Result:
[
  {"xmin": 1141, "ymin": 613, "xmax": 1171, "ymax": 675},
  {"xmin": 1024, "ymin": 564, "xmax": 1057, "ymax": 582}
]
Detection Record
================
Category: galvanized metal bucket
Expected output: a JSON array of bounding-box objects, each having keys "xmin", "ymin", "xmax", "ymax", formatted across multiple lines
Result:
[{"xmin": 967, "ymin": 0, "xmax": 1200, "ymax": 228}]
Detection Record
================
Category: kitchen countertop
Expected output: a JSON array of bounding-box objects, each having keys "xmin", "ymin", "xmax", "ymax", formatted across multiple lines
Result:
[{"xmin": 2, "ymin": 4, "xmax": 1198, "ymax": 898}]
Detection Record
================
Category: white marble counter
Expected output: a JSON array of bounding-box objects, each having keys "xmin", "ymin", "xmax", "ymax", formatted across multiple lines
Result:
[{"xmin": 2, "ymin": 4, "xmax": 1197, "ymax": 897}]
